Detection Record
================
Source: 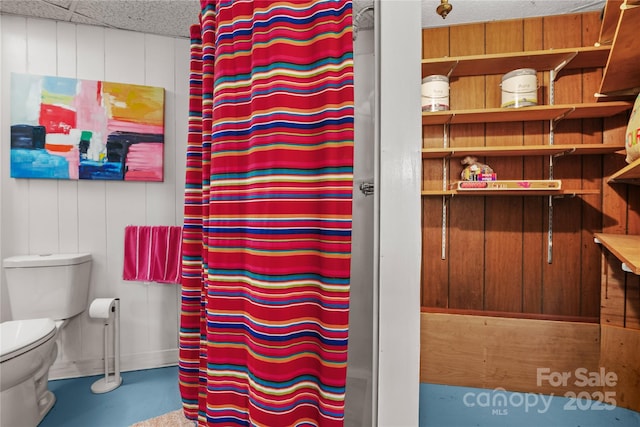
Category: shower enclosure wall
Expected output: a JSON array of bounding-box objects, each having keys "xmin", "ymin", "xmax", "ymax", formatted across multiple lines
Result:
[{"xmin": 345, "ymin": 4, "xmax": 375, "ymax": 426}]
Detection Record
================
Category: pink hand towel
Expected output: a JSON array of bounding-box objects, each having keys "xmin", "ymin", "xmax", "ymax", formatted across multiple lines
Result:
[{"xmin": 123, "ymin": 225, "xmax": 183, "ymax": 284}]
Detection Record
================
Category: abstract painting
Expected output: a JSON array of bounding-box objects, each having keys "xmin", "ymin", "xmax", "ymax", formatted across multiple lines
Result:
[{"xmin": 10, "ymin": 73, "xmax": 165, "ymax": 181}]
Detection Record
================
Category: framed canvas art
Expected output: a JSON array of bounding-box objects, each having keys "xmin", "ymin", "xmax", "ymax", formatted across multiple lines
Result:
[{"xmin": 10, "ymin": 73, "xmax": 165, "ymax": 181}]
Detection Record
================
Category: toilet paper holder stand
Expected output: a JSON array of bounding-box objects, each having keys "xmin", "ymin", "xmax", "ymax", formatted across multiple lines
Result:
[{"xmin": 89, "ymin": 297, "xmax": 122, "ymax": 393}]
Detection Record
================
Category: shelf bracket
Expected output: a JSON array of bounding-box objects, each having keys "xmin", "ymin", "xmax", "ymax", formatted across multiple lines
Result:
[
  {"xmin": 594, "ymin": 86, "xmax": 640, "ymax": 99},
  {"xmin": 552, "ymin": 107, "xmax": 575, "ymax": 125},
  {"xmin": 441, "ymin": 195, "xmax": 447, "ymax": 260},
  {"xmin": 547, "ymin": 195, "xmax": 554, "ymax": 264},
  {"xmin": 547, "ymin": 67, "xmax": 555, "ymax": 265},
  {"xmin": 553, "ymin": 147, "xmax": 576, "ymax": 158},
  {"xmin": 552, "ymin": 52, "xmax": 578, "ymax": 79},
  {"xmin": 441, "ymin": 123, "xmax": 450, "ymax": 260},
  {"xmin": 446, "ymin": 60, "xmax": 459, "ymax": 78}
]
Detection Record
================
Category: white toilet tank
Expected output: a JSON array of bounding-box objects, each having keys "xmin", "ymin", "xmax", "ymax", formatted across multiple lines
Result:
[{"xmin": 3, "ymin": 253, "xmax": 92, "ymax": 321}]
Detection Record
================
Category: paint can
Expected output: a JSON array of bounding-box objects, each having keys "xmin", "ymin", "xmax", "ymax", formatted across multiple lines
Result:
[
  {"xmin": 500, "ymin": 68, "xmax": 538, "ymax": 108},
  {"xmin": 422, "ymin": 75, "xmax": 449, "ymax": 111}
]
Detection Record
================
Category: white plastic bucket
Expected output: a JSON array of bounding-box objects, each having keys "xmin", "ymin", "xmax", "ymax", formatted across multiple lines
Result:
[
  {"xmin": 422, "ymin": 75, "xmax": 449, "ymax": 112},
  {"xmin": 501, "ymin": 68, "xmax": 538, "ymax": 108}
]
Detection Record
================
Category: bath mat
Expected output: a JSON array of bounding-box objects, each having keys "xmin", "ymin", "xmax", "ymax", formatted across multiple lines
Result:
[{"xmin": 130, "ymin": 409, "xmax": 194, "ymax": 427}]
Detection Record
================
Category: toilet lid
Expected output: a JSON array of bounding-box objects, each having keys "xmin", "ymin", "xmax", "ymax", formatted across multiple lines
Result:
[{"xmin": 0, "ymin": 318, "xmax": 56, "ymax": 362}]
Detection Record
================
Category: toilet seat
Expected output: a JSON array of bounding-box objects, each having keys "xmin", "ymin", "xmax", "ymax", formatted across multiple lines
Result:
[{"xmin": 0, "ymin": 318, "xmax": 56, "ymax": 363}]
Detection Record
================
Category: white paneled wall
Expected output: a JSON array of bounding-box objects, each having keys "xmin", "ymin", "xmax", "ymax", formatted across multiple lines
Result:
[{"xmin": 0, "ymin": 15, "xmax": 190, "ymax": 378}]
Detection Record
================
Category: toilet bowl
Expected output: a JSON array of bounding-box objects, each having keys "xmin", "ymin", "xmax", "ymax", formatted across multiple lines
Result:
[{"xmin": 0, "ymin": 318, "xmax": 58, "ymax": 427}]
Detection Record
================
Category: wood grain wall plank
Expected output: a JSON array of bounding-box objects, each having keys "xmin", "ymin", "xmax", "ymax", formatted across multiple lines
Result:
[
  {"xmin": 421, "ymin": 26, "xmax": 450, "ymax": 307},
  {"xmin": 600, "ymin": 256, "xmax": 626, "ymax": 326},
  {"xmin": 448, "ymin": 23, "xmax": 485, "ymax": 310},
  {"xmin": 522, "ymin": 17, "xmax": 545, "ymax": 314},
  {"xmin": 483, "ymin": 19, "xmax": 524, "ymax": 312},
  {"xmin": 579, "ymin": 12, "xmax": 606, "ymax": 319},
  {"xmin": 600, "ymin": 325, "xmax": 640, "ymax": 412},
  {"xmin": 541, "ymin": 14, "xmax": 584, "ymax": 316},
  {"xmin": 626, "ymin": 189, "xmax": 640, "ymax": 327},
  {"xmin": 420, "ymin": 312, "xmax": 600, "ymax": 395}
]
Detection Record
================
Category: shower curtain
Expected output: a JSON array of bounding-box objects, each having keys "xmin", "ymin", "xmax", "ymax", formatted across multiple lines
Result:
[{"xmin": 179, "ymin": 1, "xmax": 354, "ymax": 425}]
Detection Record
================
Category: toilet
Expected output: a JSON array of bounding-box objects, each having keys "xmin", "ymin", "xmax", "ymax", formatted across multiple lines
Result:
[{"xmin": 0, "ymin": 253, "xmax": 92, "ymax": 427}]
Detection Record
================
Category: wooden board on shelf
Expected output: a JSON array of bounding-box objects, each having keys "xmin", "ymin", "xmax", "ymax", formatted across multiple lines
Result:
[
  {"xmin": 454, "ymin": 179, "xmax": 561, "ymax": 191},
  {"xmin": 599, "ymin": 3, "xmax": 640, "ymax": 95},
  {"xmin": 422, "ymin": 143, "xmax": 626, "ymax": 158},
  {"xmin": 421, "ymin": 102, "xmax": 632, "ymax": 125},
  {"xmin": 421, "ymin": 46, "xmax": 611, "ymax": 78},
  {"xmin": 421, "ymin": 188, "xmax": 600, "ymax": 197},
  {"xmin": 598, "ymin": 0, "xmax": 624, "ymax": 45},
  {"xmin": 594, "ymin": 233, "xmax": 640, "ymax": 274},
  {"xmin": 608, "ymin": 157, "xmax": 640, "ymax": 184}
]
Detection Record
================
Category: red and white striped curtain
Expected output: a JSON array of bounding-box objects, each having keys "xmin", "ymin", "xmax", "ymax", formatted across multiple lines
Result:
[{"xmin": 179, "ymin": 1, "xmax": 355, "ymax": 425}]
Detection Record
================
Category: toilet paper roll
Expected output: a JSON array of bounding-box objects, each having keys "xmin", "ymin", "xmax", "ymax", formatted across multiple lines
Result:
[{"xmin": 89, "ymin": 298, "xmax": 119, "ymax": 319}]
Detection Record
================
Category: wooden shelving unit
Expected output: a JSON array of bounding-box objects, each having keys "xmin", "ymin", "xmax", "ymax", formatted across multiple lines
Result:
[
  {"xmin": 421, "ymin": 45, "xmax": 611, "ymax": 78},
  {"xmin": 423, "ymin": 188, "xmax": 599, "ymax": 197},
  {"xmin": 422, "ymin": 102, "xmax": 632, "ymax": 125},
  {"xmin": 608, "ymin": 157, "xmax": 640, "ymax": 184},
  {"xmin": 422, "ymin": 143, "xmax": 626, "ymax": 159},
  {"xmin": 420, "ymin": 42, "xmax": 633, "ymax": 264},
  {"xmin": 598, "ymin": 0, "xmax": 625, "ymax": 45},
  {"xmin": 594, "ymin": 233, "xmax": 640, "ymax": 274},
  {"xmin": 598, "ymin": 1, "xmax": 640, "ymax": 97}
]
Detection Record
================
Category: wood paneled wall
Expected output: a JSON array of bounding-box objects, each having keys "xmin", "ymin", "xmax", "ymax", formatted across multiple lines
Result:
[
  {"xmin": 1, "ymin": 15, "xmax": 190, "ymax": 378},
  {"xmin": 601, "ymin": 153, "xmax": 640, "ymax": 328},
  {"xmin": 420, "ymin": 12, "xmax": 637, "ymax": 322}
]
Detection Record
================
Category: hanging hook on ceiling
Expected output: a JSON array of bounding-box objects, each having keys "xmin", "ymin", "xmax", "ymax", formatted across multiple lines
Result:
[{"xmin": 436, "ymin": 0, "xmax": 453, "ymax": 19}]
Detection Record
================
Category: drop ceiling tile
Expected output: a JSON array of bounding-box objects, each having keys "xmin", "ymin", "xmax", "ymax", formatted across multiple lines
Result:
[
  {"xmin": 0, "ymin": 0, "xmax": 74, "ymax": 21},
  {"xmin": 72, "ymin": 0, "xmax": 198, "ymax": 37}
]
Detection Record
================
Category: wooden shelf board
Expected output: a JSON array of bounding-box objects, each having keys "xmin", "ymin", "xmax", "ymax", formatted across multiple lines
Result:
[
  {"xmin": 598, "ymin": 0, "xmax": 624, "ymax": 45},
  {"xmin": 421, "ymin": 46, "xmax": 611, "ymax": 78},
  {"xmin": 422, "ymin": 143, "xmax": 626, "ymax": 159},
  {"xmin": 594, "ymin": 233, "xmax": 640, "ymax": 275},
  {"xmin": 421, "ymin": 189, "xmax": 599, "ymax": 197},
  {"xmin": 421, "ymin": 102, "xmax": 632, "ymax": 126},
  {"xmin": 608, "ymin": 157, "xmax": 640, "ymax": 184},
  {"xmin": 599, "ymin": 4, "xmax": 640, "ymax": 94}
]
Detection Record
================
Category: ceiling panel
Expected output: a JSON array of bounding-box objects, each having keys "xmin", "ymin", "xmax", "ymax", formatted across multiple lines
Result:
[{"xmin": 0, "ymin": 0, "xmax": 607, "ymax": 39}]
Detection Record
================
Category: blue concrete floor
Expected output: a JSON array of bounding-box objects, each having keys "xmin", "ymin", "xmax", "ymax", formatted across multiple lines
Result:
[
  {"xmin": 37, "ymin": 366, "xmax": 640, "ymax": 426},
  {"xmin": 420, "ymin": 383, "xmax": 640, "ymax": 427},
  {"xmin": 39, "ymin": 366, "xmax": 182, "ymax": 427}
]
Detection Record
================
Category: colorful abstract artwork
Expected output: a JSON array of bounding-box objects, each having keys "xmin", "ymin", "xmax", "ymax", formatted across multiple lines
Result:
[{"xmin": 10, "ymin": 73, "xmax": 165, "ymax": 181}]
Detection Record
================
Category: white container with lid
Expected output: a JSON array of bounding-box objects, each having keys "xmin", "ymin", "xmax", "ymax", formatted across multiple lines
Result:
[
  {"xmin": 422, "ymin": 75, "xmax": 449, "ymax": 112},
  {"xmin": 501, "ymin": 68, "xmax": 538, "ymax": 108}
]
